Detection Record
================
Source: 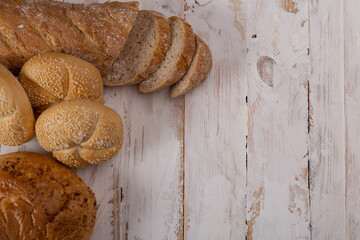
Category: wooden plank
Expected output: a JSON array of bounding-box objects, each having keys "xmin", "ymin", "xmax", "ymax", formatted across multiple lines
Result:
[
  {"xmin": 76, "ymin": 1, "xmax": 185, "ymax": 239},
  {"xmin": 246, "ymin": 0, "xmax": 310, "ymax": 239},
  {"xmin": 308, "ymin": 0, "xmax": 345, "ymax": 239},
  {"xmin": 343, "ymin": 0, "xmax": 360, "ymax": 238},
  {"xmin": 183, "ymin": 0, "xmax": 247, "ymax": 239},
  {"xmin": 119, "ymin": 3, "xmax": 185, "ymax": 239}
]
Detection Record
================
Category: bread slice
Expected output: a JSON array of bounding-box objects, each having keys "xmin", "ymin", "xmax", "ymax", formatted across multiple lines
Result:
[
  {"xmin": 139, "ymin": 16, "xmax": 196, "ymax": 93},
  {"xmin": 170, "ymin": 35, "xmax": 212, "ymax": 98},
  {"xmin": 104, "ymin": 10, "xmax": 171, "ymax": 86}
]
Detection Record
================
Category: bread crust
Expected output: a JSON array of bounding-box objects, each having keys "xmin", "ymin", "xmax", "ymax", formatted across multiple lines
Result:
[
  {"xmin": 0, "ymin": 63, "xmax": 35, "ymax": 146},
  {"xmin": 0, "ymin": 0, "xmax": 139, "ymax": 75},
  {"xmin": 35, "ymin": 99, "xmax": 124, "ymax": 168},
  {"xmin": 170, "ymin": 35, "xmax": 213, "ymax": 98},
  {"xmin": 66, "ymin": 1, "xmax": 139, "ymax": 61},
  {"xmin": 0, "ymin": 0, "xmax": 51, "ymax": 60},
  {"xmin": 19, "ymin": 52, "xmax": 104, "ymax": 117},
  {"xmin": 139, "ymin": 16, "xmax": 196, "ymax": 93},
  {"xmin": 0, "ymin": 152, "xmax": 97, "ymax": 240}
]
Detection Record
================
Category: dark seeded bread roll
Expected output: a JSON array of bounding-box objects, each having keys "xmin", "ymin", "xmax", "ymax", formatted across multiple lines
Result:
[{"xmin": 0, "ymin": 152, "xmax": 97, "ymax": 240}]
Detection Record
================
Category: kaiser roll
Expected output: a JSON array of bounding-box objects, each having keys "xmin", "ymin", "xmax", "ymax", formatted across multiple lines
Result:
[
  {"xmin": 18, "ymin": 52, "xmax": 104, "ymax": 116},
  {"xmin": 0, "ymin": 63, "xmax": 35, "ymax": 146},
  {"xmin": 35, "ymin": 99, "xmax": 123, "ymax": 168},
  {"xmin": 0, "ymin": 152, "xmax": 97, "ymax": 240}
]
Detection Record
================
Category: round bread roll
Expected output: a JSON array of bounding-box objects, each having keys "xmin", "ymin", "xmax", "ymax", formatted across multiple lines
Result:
[
  {"xmin": 36, "ymin": 99, "xmax": 124, "ymax": 168},
  {"xmin": 0, "ymin": 63, "xmax": 35, "ymax": 146},
  {"xmin": 0, "ymin": 152, "xmax": 97, "ymax": 240},
  {"xmin": 18, "ymin": 52, "xmax": 104, "ymax": 116}
]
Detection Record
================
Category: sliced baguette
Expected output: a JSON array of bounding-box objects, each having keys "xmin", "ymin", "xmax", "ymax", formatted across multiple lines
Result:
[
  {"xmin": 104, "ymin": 10, "xmax": 171, "ymax": 86},
  {"xmin": 139, "ymin": 16, "xmax": 196, "ymax": 93},
  {"xmin": 170, "ymin": 35, "xmax": 212, "ymax": 98}
]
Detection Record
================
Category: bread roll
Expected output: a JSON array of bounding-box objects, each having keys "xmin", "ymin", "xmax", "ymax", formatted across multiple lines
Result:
[
  {"xmin": 0, "ymin": 152, "xmax": 97, "ymax": 240},
  {"xmin": 19, "ymin": 52, "xmax": 104, "ymax": 116},
  {"xmin": 36, "ymin": 99, "xmax": 124, "ymax": 168},
  {"xmin": 0, "ymin": 63, "xmax": 35, "ymax": 146}
]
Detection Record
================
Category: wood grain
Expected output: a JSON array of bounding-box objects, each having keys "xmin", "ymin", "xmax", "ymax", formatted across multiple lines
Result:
[
  {"xmin": 246, "ymin": 0, "xmax": 310, "ymax": 239},
  {"xmin": 90, "ymin": 1, "xmax": 185, "ymax": 239},
  {"xmin": 308, "ymin": 0, "xmax": 346, "ymax": 239},
  {"xmin": 344, "ymin": 0, "xmax": 360, "ymax": 238},
  {"xmin": 120, "ymin": 3, "xmax": 184, "ymax": 239},
  {"xmin": 183, "ymin": 0, "xmax": 247, "ymax": 239}
]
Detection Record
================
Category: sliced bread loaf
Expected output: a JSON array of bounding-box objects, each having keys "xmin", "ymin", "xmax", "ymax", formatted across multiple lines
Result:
[
  {"xmin": 139, "ymin": 16, "xmax": 196, "ymax": 93},
  {"xmin": 170, "ymin": 35, "xmax": 212, "ymax": 98},
  {"xmin": 103, "ymin": 10, "xmax": 171, "ymax": 86}
]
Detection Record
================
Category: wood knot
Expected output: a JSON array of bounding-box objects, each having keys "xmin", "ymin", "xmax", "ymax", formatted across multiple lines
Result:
[{"xmin": 257, "ymin": 56, "xmax": 277, "ymax": 87}]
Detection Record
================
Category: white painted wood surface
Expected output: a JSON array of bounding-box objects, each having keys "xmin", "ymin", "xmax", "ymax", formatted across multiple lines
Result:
[
  {"xmin": 246, "ymin": 0, "xmax": 310, "ymax": 239},
  {"xmin": 4, "ymin": 0, "xmax": 360, "ymax": 239},
  {"xmin": 344, "ymin": 1, "xmax": 360, "ymax": 239},
  {"xmin": 309, "ymin": 0, "xmax": 345, "ymax": 239},
  {"xmin": 184, "ymin": 0, "xmax": 247, "ymax": 239}
]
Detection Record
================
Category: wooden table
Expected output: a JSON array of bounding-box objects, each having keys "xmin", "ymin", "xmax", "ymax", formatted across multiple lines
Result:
[{"xmin": 1, "ymin": 0, "xmax": 358, "ymax": 239}]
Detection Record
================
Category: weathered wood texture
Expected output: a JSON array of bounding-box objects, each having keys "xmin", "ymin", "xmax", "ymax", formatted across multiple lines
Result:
[
  {"xmin": 3, "ymin": 0, "xmax": 360, "ymax": 239},
  {"xmin": 246, "ymin": 0, "xmax": 310, "ymax": 239},
  {"xmin": 91, "ymin": 1, "xmax": 185, "ymax": 239},
  {"xmin": 309, "ymin": 0, "xmax": 346, "ymax": 239},
  {"xmin": 183, "ymin": 0, "xmax": 247, "ymax": 239},
  {"xmin": 344, "ymin": 0, "xmax": 360, "ymax": 239}
]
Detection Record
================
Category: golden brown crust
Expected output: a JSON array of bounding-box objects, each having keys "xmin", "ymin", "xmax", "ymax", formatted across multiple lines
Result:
[
  {"xmin": 0, "ymin": 152, "xmax": 97, "ymax": 240},
  {"xmin": 0, "ymin": 0, "xmax": 51, "ymax": 61},
  {"xmin": 170, "ymin": 35, "xmax": 213, "ymax": 98},
  {"xmin": 35, "ymin": 99, "xmax": 124, "ymax": 168},
  {"xmin": 19, "ymin": 52, "xmax": 104, "ymax": 117},
  {"xmin": 21, "ymin": 0, "xmax": 113, "ymax": 74},
  {"xmin": 0, "ymin": 64, "xmax": 35, "ymax": 146},
  {"xmin": 0, "ymin": 0, "xmax": 139, "ymax": 75},
  {"xmin": 66, "ymin": 1, "xmax": 139, "ymax": 60},
  {"xmin": 139, "ymin": 16, "xmax": 196, "ymax": 93},
  {"xmin": 0, "ymin": 38, "xmax": 23, "ymax": 74}
]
